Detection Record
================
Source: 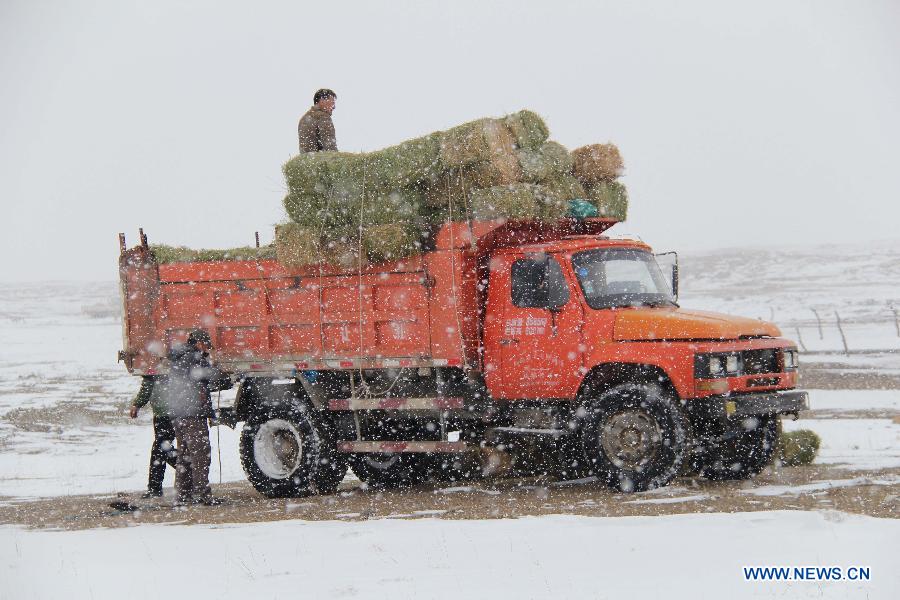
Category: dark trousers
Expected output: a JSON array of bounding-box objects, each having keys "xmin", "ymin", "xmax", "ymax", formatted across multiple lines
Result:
[
  {"xmin": 173, "ymin": 417, "xmax": 212, "ymax": 502},
  {"xmin": 148, "ymin": 416, "xmax": 177, "ymax": 493}
]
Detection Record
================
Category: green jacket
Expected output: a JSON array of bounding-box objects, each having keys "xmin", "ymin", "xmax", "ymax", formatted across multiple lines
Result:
[{"xmin": 131, "ymin": 375, "xmax": 169, "ymax": 417}]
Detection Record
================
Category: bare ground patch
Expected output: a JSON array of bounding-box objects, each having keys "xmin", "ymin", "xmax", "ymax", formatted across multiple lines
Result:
[
  {"xmin": 800, "ymin": 362, "xmax": 900, "ymax": 390},
  {"xmin": 1, "ymin": 464, "xmax": 897, "ymax": 531}
]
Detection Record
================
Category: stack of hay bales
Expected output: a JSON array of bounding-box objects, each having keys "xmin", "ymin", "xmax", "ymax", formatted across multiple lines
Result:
[{"xmin": 280, "ymin": 110, "xmax": 628, "ymax": 267}]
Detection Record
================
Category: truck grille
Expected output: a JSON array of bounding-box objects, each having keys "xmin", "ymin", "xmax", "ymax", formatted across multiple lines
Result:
[{"xmin": 742, "ymin": 349, "xmax": 779, "ymax": 375}]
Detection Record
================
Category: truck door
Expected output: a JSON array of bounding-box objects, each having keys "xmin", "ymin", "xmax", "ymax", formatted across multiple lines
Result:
[{"xmin": 484, "ymin": 252, "xmax": 584, "ymax": 399}]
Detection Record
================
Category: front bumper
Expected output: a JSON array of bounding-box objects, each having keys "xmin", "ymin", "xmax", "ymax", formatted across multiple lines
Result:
[{"xmin": 685, "ymin": 389, "xmax": 809, "ymax": 422}]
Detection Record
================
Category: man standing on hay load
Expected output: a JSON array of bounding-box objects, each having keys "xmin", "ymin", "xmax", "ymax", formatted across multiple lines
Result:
[{"xmin": 298, "ymin": 88, "xmax": 338, "ymax": 152}]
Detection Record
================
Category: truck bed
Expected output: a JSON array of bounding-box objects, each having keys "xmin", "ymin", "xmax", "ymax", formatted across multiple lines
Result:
[{"xmin": 118, "ymin": 219, "xmax": 616, "ymax": 376}]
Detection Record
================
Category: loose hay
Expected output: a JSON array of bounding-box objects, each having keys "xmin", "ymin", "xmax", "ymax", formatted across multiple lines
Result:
[
  {"xmin": 572, "ymin": 143, "xmax": 625, "ymax": 184},
  {"xmin": 777, "ymin": 429, "xmax": 821, "ymax": 467},
  {"xmin": 150, "ymin": 244, "xmax": 275, "ymax": 264}
]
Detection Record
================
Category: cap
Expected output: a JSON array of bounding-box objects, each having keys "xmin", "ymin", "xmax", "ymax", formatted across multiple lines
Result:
[{"xmin": 187, "ymin": 329, "xmax": 213, "ymax": 348}]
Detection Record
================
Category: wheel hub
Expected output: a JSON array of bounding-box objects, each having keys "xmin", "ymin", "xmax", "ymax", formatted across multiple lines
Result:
[
  {"xmin": 600, "ymin": 410, "xmax": 661, "ymax": 469},
  {"xmin": 254, "ymin": 419, "xmax": 303, "ymax": 479}
]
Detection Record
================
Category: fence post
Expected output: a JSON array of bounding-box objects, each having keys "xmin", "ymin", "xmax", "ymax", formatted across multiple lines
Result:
[
  {"xmin": 834, "ymin": 311, "xmax": 849, "ymax": 355},
  {"xmin": 811, "ymin": 308, "xmax": 823, "ymax": 340},
  {"xmin": 794, "ymin": 326, "xmax": 808, "ymax": 352},
  {"xmin": 892, "ymin": 305, "xmax": 899, "ymax": 338}
]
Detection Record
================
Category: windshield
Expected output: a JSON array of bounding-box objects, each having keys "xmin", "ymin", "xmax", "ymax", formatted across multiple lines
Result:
[{"xmin": 572, "ymin": 248, "xmax": 676, "ymax": 310}]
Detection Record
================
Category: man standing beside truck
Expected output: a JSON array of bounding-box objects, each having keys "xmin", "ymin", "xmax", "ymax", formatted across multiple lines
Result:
[
  {"xmin": 165, "ymin": 329, "xmax": 230, "ymax": 506},
  {"xmin": 297, "ymin": 88, "xmax": 338, "ymax": 152},
  {"xmin": 129, "ymin": 375, "xmax": 177, "ymax": 498}
]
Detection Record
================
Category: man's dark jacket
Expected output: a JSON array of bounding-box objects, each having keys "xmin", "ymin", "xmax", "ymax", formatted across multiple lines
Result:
[
  {"xmin": 162, "ymin": 344, "xmax": 230, "ymax": 418},
  {"xmin": 297, "ymin": 106, "xmax": 337, "ymax": 152}
]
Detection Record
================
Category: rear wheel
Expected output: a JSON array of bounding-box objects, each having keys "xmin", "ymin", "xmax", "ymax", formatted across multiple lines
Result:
[
  {"xmin": 695, "ymin": 414, "xmax": 779, "ymax": 481},
  {"xmin": 240, "ymin": 401, "xmax": 347, "ymax": 498},
  {"xmin": 580, "ymin": 383, "xmax": 689, "ymax": 493}
]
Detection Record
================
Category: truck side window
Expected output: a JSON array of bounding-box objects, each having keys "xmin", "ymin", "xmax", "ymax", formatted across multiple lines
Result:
[{"xmin": 511, "ymin": 257, "xmax": 570, "ymax": 308}]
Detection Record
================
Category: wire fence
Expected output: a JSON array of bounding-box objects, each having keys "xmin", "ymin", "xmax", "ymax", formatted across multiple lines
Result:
[{"xmin": 780, "ymin": 305, "xmax": 900, "ymax": 355}]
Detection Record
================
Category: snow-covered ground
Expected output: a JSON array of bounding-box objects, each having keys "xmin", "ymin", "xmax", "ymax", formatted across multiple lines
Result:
[{"xmin": 2, "ymin": 511, "xmax": 898, "ymax": 600}]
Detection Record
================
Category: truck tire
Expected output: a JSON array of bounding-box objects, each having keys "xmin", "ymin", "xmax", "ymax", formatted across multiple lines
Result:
[
  {"xmin": 429, "ymin": 454, "xmax": 482, "ymax": 483},
  {"xmin": 580, "ymin": 383, "xmax": 689, "ymax": 493},
  {"xmin": 695, "ymin": 414, "xmax": 778, "ymax": 481},
  {"xmin": 240, "ymin": 401, "xmax": 348, "ymax": 498},
  {"xmin": 348, "ymin": 454, "xmax": 431, "ymax": 489}
]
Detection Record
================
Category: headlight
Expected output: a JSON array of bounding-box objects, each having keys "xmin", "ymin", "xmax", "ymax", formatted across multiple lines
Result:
[
  {"xmin": 726, "ymin": 354, "xmax": 739, "ymax": 373},
  {"xmin": 695, "ymin": 353, "xmax": 742, "ymax": 378},
  {"xmin": 783, "ymin": 349, "xmax": 799, "ymax": 370}
]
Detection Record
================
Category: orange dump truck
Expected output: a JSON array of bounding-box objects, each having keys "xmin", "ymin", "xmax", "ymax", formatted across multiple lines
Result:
[{"xmin": 118, "ymin": 218, "xmax": 807, "ymax": 495}]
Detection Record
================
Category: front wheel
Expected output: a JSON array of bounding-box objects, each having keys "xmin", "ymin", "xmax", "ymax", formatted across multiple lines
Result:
[
  {"xmin": 695, "ymin": 414, "xmax": 779, "ymax": 481},
  {"xmin": 580, "ymin": 383, "xmax": 690, "ymax": 493},
  {"xmin": 240, "ymin": 401, "xmax": 347, "ymax": 498}
]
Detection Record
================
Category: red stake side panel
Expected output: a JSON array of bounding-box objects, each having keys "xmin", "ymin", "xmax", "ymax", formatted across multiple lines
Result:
[{"xmin": 121, "ymin": 248, "xmax": 478, "ymax": 375}]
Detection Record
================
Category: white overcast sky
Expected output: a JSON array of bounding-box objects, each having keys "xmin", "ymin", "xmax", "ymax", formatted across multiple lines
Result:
[{"xmin": 1, "ymin": 0, "xmax": 898, "ymax": 281}]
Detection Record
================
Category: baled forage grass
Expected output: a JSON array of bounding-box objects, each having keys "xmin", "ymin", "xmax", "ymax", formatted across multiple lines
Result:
[
  {"xmin": 585, "ymin": 180, "xmax": 628, "ymax": 221},
  {"xmin": 274, "ymin": 223, "xmax": 320, "ymax": 267},
  {"xmin": 572, "ymin": 143, "xmax": 625, "ymax": 184},
  {"xmin": 517, "ymin": 141, "xmax": 573, "ymax": 183},
  {"xmin": 504, "ymin": 110, "xmax": 550, "ymax": 149}
]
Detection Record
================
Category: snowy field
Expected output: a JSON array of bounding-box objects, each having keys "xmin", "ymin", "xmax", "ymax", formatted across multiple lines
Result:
[
  {"xmin": 1, "ymin": 241, "xmax": 899, "ymax": 599},
  {"xmin": 2, "ymin": 511, "xmax": 897, "ymax": 600}
]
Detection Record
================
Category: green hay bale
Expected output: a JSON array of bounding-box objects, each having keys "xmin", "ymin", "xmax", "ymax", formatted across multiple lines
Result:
[
  {"xmin": 363, "ymin": 187, "xmax": 425, "ymax": 225},
  {"xmin": 365, "ymin": 132, "xmax": 444, "ymax": 189},
  {"xmin": 322, "ymin": 237, "xmax": 367, "ymax": 270},
  {"xmin": 422, "ymin": 168, "xmax": 481, "ymax": 209},
  {"xmin": 150, "ymin": 244, "xmax": 275, "ymax": 264},
  {"xmin": 283, "ymin": 191, "xmax": 328, "ymax": 227},
  {"xmin": 466, "ymin": 154, "xmax": 524, "ymax": 188},
  {"xmin": 274, "ymin": 223, "xmax": 320, "ymax": 268},
  {"xmin": 777, "ymin": 429, "xmax": 821, "ymax": 466},
  {"xmin": 534, "ymin": 175, "xmax": 587, "ymax": 219},
  {"xmin": 586, "ymin": 180, "xmax": 628, "ymax": 221},
  {"xmin": 572, "ymin": 143, "xmax": 625, "ymax": 184},
  {"xmin": 286, "ymin": 184, "xmax": 425, "ymax": 230},
  {"xmin": 439, "ymin": 118, "xmax": 518, "ymax": 172},
  {"xmin": 468, "ymin": 184, "xmax": 541, "ymax": 220},
  {"xmin": 517, "ymin": 141, "xmax": 574, "ymax": 183},
  {"xmin": 362, "ymin": 223, "xmax": 420, "ymax": 262},
  {"xmin": 504, "ymin": 110, "xmax": 550, "ymax": 149}
]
